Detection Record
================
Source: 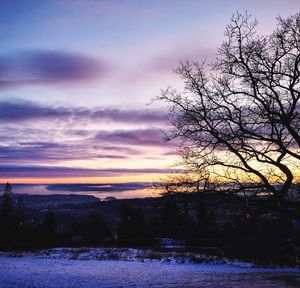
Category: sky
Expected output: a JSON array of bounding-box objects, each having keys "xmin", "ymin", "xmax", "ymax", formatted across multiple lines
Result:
[{"xmin": 0, "ymin": 0, "xmax": 299, "ymax": 184}]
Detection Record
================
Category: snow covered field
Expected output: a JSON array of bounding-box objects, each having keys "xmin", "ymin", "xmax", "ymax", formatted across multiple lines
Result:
[{"xmin": 0, "ymin": 249, "xmax": 300, "ymax": 288}]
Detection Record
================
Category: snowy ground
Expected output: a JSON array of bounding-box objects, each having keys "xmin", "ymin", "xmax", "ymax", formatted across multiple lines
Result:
[{"xmin": 0, "ymin": 248, "xmax": 300, "ymax": 288}]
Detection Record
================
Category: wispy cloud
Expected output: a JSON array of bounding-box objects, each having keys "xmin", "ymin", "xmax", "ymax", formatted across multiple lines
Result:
[
  {"xmin": 94, "ymin": 128, "xmax": 166, "ymax": 147},
  {"xmin": 0, "ymin": 50, "xmax": 106, "ymax": 88},
  {"xmin": 0, "ymin": 165, "xmax": 178, "ymax": 178},
  {"xmin": 0, "ymin": 142, "xmax": 129, "ymax": 162},
  {"xmin": 0, "ymin": 100, "xmax": 167, "ymax": 124}
]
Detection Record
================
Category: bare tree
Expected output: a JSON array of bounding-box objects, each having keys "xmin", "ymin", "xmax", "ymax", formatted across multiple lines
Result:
[{"xmin": 158, "ymin": 12, "xmax": 300, "ymax": 207}]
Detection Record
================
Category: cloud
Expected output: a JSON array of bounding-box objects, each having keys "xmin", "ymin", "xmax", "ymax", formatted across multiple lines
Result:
[
  {"xmin": 0, "ymin": 165, "xmax": 179, "ymax": 178},
  {"xmin": 0, "ymin": 101, "xmax": 172, "ymax": 164},
  {"xmin": 91, "ymin": 108, "xmax": 167, "ymax": 124},
  {"xmin": 162, "ymin": 150, "xmax": 178, "ymax": 156},
  {"xmin": 94, "ymin": 128, "xmax": 166, "ymax": 146},
  {"xmin": 94, "ymin": 154, "xmax": 128, "ymax": 159},
  {"xmin": 98, "ymin": 145, "xmax": 140, "ymax": 155},
  {"xmin": 0, "ymin": 101, "xmax": 70, "ymax": 122},
  {"xmin": 0, "ymin": 50, "xmax": 106, "ymax": 88},
  {"xmin": 0, "ymin": 100, "xmax": 167, "ymax": 124},
  {"xmin": 0, "ymin": 142, "xmax": 130, "ymax": 162},
  {"xmin": 0, "ymin": 124, "xmax": 169, "ymax": 164}
]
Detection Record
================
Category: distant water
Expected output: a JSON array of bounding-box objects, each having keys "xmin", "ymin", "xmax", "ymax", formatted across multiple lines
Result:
[{"xmin": 4, "ymin": 183, "xmax": 160, "ymax": 200}]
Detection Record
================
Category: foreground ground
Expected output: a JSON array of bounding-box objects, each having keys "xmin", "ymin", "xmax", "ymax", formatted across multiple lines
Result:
[{"xmin": 0, "ymin": 249, "xmax": 300, "ymax": 288}]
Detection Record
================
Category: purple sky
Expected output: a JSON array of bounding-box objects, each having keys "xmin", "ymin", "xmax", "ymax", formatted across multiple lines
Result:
[{"xmin": 0, "ymin": 0, "xmax": 299, "ymax": 183}]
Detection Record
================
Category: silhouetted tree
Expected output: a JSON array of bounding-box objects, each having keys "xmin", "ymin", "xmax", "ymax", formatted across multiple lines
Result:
[
  {"xmin": 196, "ymin": 199, "xmax": 211, "ymax": 237},
  {"xmin": 158, "ymin": 12, "xmax": 300, "ymax": 208},
  {"xmin": 1, "ymin": 183, "xmax": 13, "ymax": 217},
  {"xmin": 118, "ymin": 203, "xmax": 131, "ymax": 239},
  {"xmin": 74, "ymin": 212, "xmax": 111, "ymax": 243},
  {"xmin": 0, "ymin": 183, "xmax": 14, "ymax": 243},
  {"xmin": 40, "ymin": 211, "xmax": 57, "ymax": 244},
  {"xmin": 117, "ymin": 204, "xmax": 148, "ymax": 239},
  {"xmin": 15, "ymin": 195, "xmax": 25, "ymax": 229},
  {"xmin": 14, "ymin": 195, "xmax": 26, "ymax": 244},
  {"xmin": 160, "ymin": 198, "xmax": 184, "ymax": 238}
]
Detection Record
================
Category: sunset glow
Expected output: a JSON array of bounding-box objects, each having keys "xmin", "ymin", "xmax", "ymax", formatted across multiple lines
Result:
[{"xmin": 0, "ymin": 0, "xmax": 299, "ymax": 186}]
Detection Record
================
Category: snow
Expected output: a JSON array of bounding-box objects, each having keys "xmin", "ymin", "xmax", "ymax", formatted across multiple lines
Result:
[
  {"xmin": 0, "ymin": 247, "xmax": 228, "ymax": 264},
  {"xmin": 0, "ymin": 249, "xmax": 300, "ymax": 287},
  {"xmin": 157, "ymin": 237, "xmax": 186, "ymax": 249}
]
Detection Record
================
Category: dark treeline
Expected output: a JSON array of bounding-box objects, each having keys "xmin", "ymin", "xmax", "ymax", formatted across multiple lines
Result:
[{"xmin": 1, "ymin": 183, "xmax": 300, "ymax": 265}]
